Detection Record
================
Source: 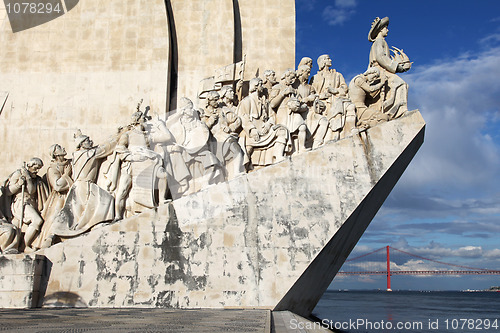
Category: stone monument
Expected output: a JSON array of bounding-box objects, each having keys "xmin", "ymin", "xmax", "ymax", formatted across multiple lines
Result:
[{"xmin": 0, "ymin": 1, "xmax": 424, "ymax": 322}]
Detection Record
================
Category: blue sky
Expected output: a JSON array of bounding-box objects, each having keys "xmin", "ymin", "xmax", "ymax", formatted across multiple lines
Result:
[{"xmin": 296, "ymin": 0, "xmax": 500, "ymax": 290}]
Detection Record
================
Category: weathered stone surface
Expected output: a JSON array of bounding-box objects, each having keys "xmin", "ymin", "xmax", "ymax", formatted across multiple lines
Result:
[
  {"xmin": 0, "ymin": 0, "xmax": 170, "ymax": 178},
  {"xmin": 31, "ymin": 111, "xmax": 424, "ymax": 314},
  {"xmin": 0, "ymin": 254, "xmax": 46, "ymax": 308},
  {"xmin": 0, "ymin": 0, "xmax": 296, "ymax": 180}
]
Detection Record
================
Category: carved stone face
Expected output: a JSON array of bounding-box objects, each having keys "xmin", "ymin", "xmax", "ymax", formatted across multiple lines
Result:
[
  {"xmin": 380, "ymin": 26, "xmax": 388, "ymax": 37},
  {"xmin": 285, "ymin": 73, "xmax": 296, "ymax": 86},
  {"xmin": 266, "ymin": 72, "xmax": 277, "ymax": 85},
  {"xmin": 300, "ymin": 68, "xmax": 310, "ymax": 81},
  {"xmin": 81, "ymin": 137, "xmax": 93, "ymax": 149},
  {"xmin": 224, "ymin": 88, "xmax": 235, "ymax": 100},
  {"xmin": 250, "ymin": 79, "xmax": 263, "ymax": 94},
  {"xmin": 27, "ymin": 164, "xmax": 41, "ymax": 175},
  {"xmin": 324, "ymin": 56, "xmax": 332, "ymax": 68},
  {"xmin": 53, "ymin": 145, "xmax": 67, "ymax": 157},
  {"xmin": 181, "ymin": 106, "xmax": 196, "ymax": 122},
  {"xmin": 208, "ymin": 98, "xmax": 219, "ymax": 108}
]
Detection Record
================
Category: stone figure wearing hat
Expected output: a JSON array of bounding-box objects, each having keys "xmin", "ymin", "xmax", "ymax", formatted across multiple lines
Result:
[
  {"xmin": 32, "ymin": 144, "xmax": 73, "ymax": 248},
  {"xmin": 368, "ymin": 16, "xmax": 412, "ymax": 119},
  {"xmin": 51, "ymin": 130, "xmax": 118, "ymax": 238}
]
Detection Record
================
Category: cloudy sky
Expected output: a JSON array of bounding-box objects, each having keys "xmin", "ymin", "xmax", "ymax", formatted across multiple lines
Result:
[{"xmin": 296, "ymin": 0, "xmax": 500, "ymax": 290}]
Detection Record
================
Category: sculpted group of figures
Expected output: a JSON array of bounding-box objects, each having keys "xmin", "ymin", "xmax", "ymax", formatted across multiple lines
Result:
[{"xmin": 0, "ymin": 17, "xmax": 411, "ymax": 254}]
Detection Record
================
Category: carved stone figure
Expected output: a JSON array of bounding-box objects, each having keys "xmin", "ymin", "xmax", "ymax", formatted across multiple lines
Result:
[
  {"xmin": 296, "ymin": 64, "xmax": 328, "ymax": 149},
  {"xmin": 270, "ymin": 69, "xmax": 307, "ymax": 153},
  {"xmin": 2, "ymin": 158, "xmax": 48, "ymax": 251},
  {"xmin": 201, "ymin": 91, "xmax": 221, "ymax": 130},
  {"xmin": 167, "ymin": 97, "xmax": 223, "ymax": 195},
  {"xmin": 219, "ymin": 86, "xmax": 238, "ymax": 111},
  {"xmin": 101, "ymin": 111, "xmax": 166, "ymax": 219},
  {"xmin": 33, "ymin": 144, "xmax": 73, "ymax": 248},
  {"xmin": 349, "ymin": 67, "xmax": 389, "ymax": 129},
  {"xmin": 310, "ymin": 54, "xmax": 356, "ymax": 141},
  {"xmin": 298, "ymin": 57, "xmax": 313, "ymax": 73},
  {"xmin": 149, "ymin": 117, "xmax": 191, "ymax": 199},
  {"xmin": 0, "ymin": 217, "xmax": 19, "ymax": 254},
  {"xmin": 238, "ymin": 77, "xmax": 290, "ymax": 168},
  {"xmin": 262, "ymin": 69, "xmax": 278, "ymax": 98},
  {"xmin": 368, "ymin": 16, "xmax": 411, "ymax": 119},
  {"xmin": 51, "ymin": 131, "xmax": 117, "ymax": 238}
]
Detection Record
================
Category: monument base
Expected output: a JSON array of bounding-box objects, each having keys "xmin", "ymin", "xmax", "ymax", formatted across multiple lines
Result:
[
  {"xmin": 0, "ymin": 111, "xmax": 425, "ymax": 316},
  {"xmin": 0, "ymin": 254, "xmax": 46, "ymax": 308}
]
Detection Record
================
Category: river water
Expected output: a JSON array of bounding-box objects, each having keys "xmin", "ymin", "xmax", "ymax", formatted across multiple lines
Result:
[{"xmin": 313, "ymin": 290, "xmax": 500, "ymax": 332}]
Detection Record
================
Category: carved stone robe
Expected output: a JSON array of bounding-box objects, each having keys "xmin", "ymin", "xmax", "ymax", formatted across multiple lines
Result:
[
  {"xmin": 32, "ymin": 159, "xmax": 73, "ymax": 248},
  {"xmin": 238, "ymin": 92, "xmax": 288, "ymax": 167},
  {"xmin": 52, "ymin": 143, "xmax": 115, "ymax": 237}
]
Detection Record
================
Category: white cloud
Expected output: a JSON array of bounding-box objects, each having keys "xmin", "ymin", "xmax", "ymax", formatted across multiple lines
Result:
[
  {"xmin": 396, "ymin": 46, "xmax": 500, "ymax": 198},
  {"xmin": 322, "ymin": 0, "xmax": 357, "ymax": 26},
  {"xmin": 479, "ymin": 33, "xmax": 500, "ymax": 47},
  {"xmin": 484, "ymin": 248, "xmax": 500, "ymax": 259}
]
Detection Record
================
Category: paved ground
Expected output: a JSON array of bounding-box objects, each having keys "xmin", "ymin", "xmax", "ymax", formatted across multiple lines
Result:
[
  {"xmin": 0, "ymin": 308, "xmax": 335, "ymax": 333},
  {"xmin": 0, "ymin": 308, "xmax": 270, "ymax": 333}
]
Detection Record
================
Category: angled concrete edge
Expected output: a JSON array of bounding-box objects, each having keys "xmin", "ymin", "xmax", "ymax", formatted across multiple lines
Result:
[{"xmin": 274, "ymin": 114, "xmax": 425, "ymax": 316}]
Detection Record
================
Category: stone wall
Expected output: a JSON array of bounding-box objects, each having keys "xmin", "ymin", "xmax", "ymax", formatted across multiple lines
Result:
[
  {"xmin": 0, "ymin": 254, "xmax": 45, "ymax": 308},
  {"xmin": 34, "ymin": 111, "xmax": 424, "ymax": 314},
  {"xmin": 0, "ymin": 0, "xmax": 170, "ymax": 178},
  {"xmin": 0, "ymin": 0, "xmax": 295, "ymax": 179}
]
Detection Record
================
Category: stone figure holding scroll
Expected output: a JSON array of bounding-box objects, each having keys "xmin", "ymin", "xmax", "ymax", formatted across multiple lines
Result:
[{"xmin": 368, "ymin": 16, "xmax": 411, "ymax": 119}]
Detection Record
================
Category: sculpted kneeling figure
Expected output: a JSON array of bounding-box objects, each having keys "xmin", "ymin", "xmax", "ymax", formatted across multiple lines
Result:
[{"xmin": 349, "ymin": 67, "xmax": 389, "ymax": 129}]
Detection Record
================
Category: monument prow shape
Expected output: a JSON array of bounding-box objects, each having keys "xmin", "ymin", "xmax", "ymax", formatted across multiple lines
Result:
[{"xmin": 18, "ymin": 110, "xmax": 424, "ymax": 315}]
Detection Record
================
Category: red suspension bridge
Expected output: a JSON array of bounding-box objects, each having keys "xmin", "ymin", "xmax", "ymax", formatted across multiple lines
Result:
[{"xmin": 337, "ymin": 246, "xmax": 500, "ymax": 291}]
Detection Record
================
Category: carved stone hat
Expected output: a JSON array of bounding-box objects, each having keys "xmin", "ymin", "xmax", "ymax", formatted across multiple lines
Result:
[
  {"xmin": 74, "ymin": 129, "xmax": 89, "ymax": 148},
  {"xmin": 368, "ymin": 16, "xmax": 389, "ymax": 42}
]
